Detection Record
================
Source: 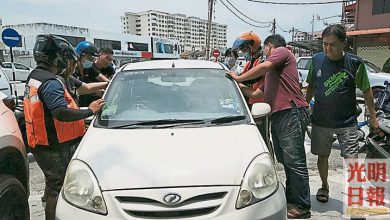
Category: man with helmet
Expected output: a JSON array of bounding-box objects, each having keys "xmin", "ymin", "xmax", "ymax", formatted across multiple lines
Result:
[
  {"xmin": 74, "ymin": 41, "xmax": 110, "ymax": 107},
  {"xmin": 232, "ymin": 31, "xmax": 264, "ymax": 109},
  {"xmin": 23, "ymin": 35, "xmax": 105, "ymax": 219},
  {"xmin": 228, "ymin": 34, "xmax": 311, "ymax": 218}
]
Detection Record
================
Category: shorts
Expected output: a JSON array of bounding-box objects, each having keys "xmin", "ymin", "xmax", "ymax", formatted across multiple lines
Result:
[{"xmin": 311, "ymin": 124, "xmax": 359, "ymax": 157}]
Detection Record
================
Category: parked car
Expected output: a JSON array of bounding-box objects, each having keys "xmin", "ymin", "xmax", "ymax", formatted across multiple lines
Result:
[
  {"xmin": 0, "ymin": 66, "xmax": 11, "ymax": 97},
  {"xmin": 296, "ymin": 56, "xmax": 390, "ymax": 98},
  {"xmin": 56, "ymin": 60, "xmax": 287, "ymax": 219},
  {"xmin": 0, "ymin": 91, "xmax": 29, "ymax": 219},
  {"xmin": 0, "ymin": 62, "xmax": 32, "ymax": 82}
]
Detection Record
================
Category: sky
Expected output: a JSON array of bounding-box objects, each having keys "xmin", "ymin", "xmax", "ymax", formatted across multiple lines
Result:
[{"xmin": 0, "ymin": 0, "xmax": 343, "ymax": 47}]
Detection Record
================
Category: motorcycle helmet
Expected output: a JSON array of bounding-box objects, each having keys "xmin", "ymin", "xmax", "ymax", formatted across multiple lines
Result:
[
  {"xmin": 33, "ymin": 34, "xmax": 77, "ymax": 71},
  {"xmin": 75, "ymin": 41, "xmax": 99, "ymax": 57},
  {"xmin": 232, "ymin": 31, "xmax": 261, "ymax": 54}
]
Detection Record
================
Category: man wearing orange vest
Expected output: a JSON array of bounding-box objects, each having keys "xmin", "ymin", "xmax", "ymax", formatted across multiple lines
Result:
[
  {"xmin": 231, "ymin": 31, "xmax": 272, "ymax": 151},
  {"xmin": 23, "ymin": 35, "xmax": 104, "ymax": 219},
  {"xmin": 232, "ymin": 31, "xmax": 264, "ymax": 109}
]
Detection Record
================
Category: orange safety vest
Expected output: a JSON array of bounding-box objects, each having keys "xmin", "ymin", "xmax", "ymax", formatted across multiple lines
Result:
[
  {"xmin": 242, "ymin": 58, "xmax": 264, "ymax": 104},
  {"xmin": 24, "ymin": 68, "xmax": 85, "ymax": 148}
]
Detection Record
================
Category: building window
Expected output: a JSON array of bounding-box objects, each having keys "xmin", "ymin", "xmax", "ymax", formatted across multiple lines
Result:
[
  {"xmin": 94, "ymin": 39, "xmax": 121, "ymax": 50},
  {"xmin": 55, "ymin": 35, "xmax": 85, "ymax": 47},
  {"xmin": 372, "ymin": 0, "xmax": 390, "ymax": 15}
]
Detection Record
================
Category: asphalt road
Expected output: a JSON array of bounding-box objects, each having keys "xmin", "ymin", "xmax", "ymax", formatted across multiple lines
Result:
[{"xmin": 27, "ymin": 135, "xmax": 356, "ymax": 220}]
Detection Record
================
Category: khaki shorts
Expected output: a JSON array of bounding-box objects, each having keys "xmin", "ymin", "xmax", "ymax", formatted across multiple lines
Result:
[{"xmin": 311, "ymin": 124, "xmax": 359, "ymax": 157}]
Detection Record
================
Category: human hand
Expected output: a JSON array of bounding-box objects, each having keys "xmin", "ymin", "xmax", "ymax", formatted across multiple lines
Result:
[
  {"xmin": 89, "ymin": 99, "xmax": 105, "ymax": 114},
  {"xmin": 369, "ymin": 116, "xmax": 379, "ymax": 134},
  {"xmin": 226, "ymin": 71, "xmax": 239, "ymax": 82}
]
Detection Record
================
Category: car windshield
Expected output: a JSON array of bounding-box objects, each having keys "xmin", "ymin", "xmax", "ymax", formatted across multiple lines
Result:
[
  {"xmin": 297, "ymin": 58, "xmax": 311, "ymax": 70},
  {"xmin": 96, "ymin": 68, "xmax": 249, "ymax": 128},
  {"xmin": 364, "ymin": 61, "xmax": 382, "ymax": 73}
]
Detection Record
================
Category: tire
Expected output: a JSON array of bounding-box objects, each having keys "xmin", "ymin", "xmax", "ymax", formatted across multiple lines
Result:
[{"xmin": 0, "ymin": 175, "xmax": 30, "ymax": 220}]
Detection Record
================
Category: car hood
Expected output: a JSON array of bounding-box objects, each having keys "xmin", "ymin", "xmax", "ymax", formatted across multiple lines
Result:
[
  {"xmin": 75, "ymin": 124, "xmax": 267, "ymax": 190},
  {"xmin": 369, "ymin": 72, "xmax": 390, "ymax": 86}
]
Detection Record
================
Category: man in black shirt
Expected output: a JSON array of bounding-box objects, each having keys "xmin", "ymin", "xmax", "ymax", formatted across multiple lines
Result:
[{"xmin": 74, "ymin": 42, "xmax": 110, "ymax": 106}]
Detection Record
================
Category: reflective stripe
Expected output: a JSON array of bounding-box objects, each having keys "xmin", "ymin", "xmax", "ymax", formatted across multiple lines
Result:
[{"xmin": 28, "ymin": 78, "xmax": 42, "ymax": 88}]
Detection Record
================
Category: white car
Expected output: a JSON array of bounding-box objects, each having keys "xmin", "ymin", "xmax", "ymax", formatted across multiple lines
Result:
[
  {"xmin": 1, "ymin": 62, "xmax": 32, "ymax": 82},
  {"xmin": 56, "ymin": 60, "xmax": 286, "ymax": 219},
  {"xmin": 0, "ymin": 66, "xmax": 11, "ymax": 97},
  {"xmin": 296, "ymin": 57, "xmax": 390, "ymax": 98}
]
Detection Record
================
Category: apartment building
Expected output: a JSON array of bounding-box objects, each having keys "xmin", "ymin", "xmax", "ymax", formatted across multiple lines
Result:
[{"xmin": 121, "ymin": 10, "xmax": 227, "ymax": 52}]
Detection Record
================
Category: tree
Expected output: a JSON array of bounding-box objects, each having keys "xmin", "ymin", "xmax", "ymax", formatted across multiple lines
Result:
[{"xmin": 383, "ymin": 57, "xmax": 390, "ymax": 73}]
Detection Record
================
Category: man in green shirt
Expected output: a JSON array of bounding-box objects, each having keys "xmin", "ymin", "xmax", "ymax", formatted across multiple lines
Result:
[{"xmin": 306, "ymin": 24, "xmax": 379, "ymax": 203}]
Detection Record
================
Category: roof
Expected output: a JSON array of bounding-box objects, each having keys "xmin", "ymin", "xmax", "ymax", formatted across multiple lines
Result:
[
  {"xmin": 347, "ymin": 28, "xmax": 390, "ymax": 36},
  {"xmin": 288, "ymin": 39, "xmax": 323, "ymax": 52},
  {"xmin": 121, "ymin": 59, "xmax": 225, "ymax": 71}
]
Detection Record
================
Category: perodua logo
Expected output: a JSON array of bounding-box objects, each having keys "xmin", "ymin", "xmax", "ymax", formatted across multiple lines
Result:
[{"xmin": 163, "ymin": 193, "xmax": 181, "ymax": 205}]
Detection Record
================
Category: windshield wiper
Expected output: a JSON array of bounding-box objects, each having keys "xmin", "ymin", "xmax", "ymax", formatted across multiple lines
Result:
[
  {"xmin": 108, "ymin": 119, "xmax": 204, "ymax": 129},
  {"xmin": 206, "ymin": 115, "xmax": 247, "ymax": 124},
  {"xmin": 108, "ymin": 116, "xmax": 247, "ymax": 129}
]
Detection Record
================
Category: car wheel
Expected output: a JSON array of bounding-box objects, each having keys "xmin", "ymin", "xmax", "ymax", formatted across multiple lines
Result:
[{"xmin": 0, "ymin": 175, "xmax": 30, "ymax": 220}]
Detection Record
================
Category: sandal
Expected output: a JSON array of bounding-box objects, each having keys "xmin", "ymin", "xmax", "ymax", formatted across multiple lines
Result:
[
  {"xmin": 287, "ymin": 206, "xmax": 311, "ymax": 219},
  {"xmin": 316, "ymin": 187, "xmax": 329, "ymax": 203}
]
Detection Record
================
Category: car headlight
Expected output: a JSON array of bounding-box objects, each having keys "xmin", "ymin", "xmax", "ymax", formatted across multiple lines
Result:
[
  {"xmin": 62, "ymin": 159, "xmax": 107, "ymax": 215},
  {"xmin": 236, "ymin": 153, "xmax": 278, "ymax": 209}
]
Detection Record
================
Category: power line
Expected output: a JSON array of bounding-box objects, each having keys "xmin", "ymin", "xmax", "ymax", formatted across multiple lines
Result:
[
  {"xmin": 247, "ymin": 0, "xmax": 348, "ymax": 5},
  {"xmin": 219, "ymin": 0, "xmax": 271, "ymax": 28},
  {"xmin": 225, "ymin": 0, "xmax": 271, "ymax": 24}
]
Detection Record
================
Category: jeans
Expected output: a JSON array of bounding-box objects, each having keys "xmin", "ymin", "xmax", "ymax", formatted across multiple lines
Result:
[{"xmin": 270, "ymin": 103, "xmax": 311, "ymax": 209}]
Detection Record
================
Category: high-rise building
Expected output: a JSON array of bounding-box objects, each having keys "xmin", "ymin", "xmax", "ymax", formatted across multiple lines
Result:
[{"xmin": 121, "ymin": 10, "xmax": 227, "ymax": 52}]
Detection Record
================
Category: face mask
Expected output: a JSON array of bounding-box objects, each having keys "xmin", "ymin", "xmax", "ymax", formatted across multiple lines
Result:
[
  {"xmin": 244, "ymin": 52, "xmax": 252, "ymax": 61},
  {"xmin": 83, "ymin": 60, "xmax": 93, "ymax": 69},
  {"xmin": 225, "ymin": 57, "xmax": 236, "ymax": 67}
]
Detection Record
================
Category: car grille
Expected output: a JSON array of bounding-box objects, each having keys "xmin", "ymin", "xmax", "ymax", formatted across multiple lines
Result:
[{"xmin": 115, "ymin": 191, "xmax": 227, "ymax": 218}]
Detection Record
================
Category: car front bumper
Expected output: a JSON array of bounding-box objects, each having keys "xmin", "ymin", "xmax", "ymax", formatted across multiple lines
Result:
[{"xmin": 56, "ymin": 183, "xmax": 286, "ymax": 220}]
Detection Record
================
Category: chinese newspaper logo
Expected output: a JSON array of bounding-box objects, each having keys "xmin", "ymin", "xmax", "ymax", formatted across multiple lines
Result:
[{"xmin": 344, "ymin": 159, "xmax": 390, "ymax": 218}]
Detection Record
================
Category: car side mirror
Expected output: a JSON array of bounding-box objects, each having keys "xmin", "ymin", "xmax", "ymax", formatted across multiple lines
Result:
[{"xmin": 251, "ymin": 103, "xmax": 271, "ymax": 119}]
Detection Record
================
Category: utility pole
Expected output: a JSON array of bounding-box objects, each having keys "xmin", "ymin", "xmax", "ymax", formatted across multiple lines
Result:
[
  {"xmin": 311, "ymin": 14, "xmax": 314, "ymax": 40},
  {"xmin": 272, "ymin": 19, "xmax": 276, "ymax": 35},
  {"xmin": 206, "ymin": 0, "xmax": 214, "ymax": 60},
  {"xmin": 291, "ymin": 27, "xmax": 295, "ymax": 42}
]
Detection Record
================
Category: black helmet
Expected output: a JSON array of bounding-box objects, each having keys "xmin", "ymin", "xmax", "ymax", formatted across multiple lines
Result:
[{"xmin": 33, "ymin": 35, "xmax": 77, "ymax": 71}]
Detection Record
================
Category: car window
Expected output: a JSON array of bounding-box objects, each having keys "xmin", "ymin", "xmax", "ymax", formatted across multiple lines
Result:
[
  {"xmin": 2, "ymin": 63, "xmax": 12, "ymax": 69},
  {"xmin": 98, "ymin": 68, "xmax": 248, "ymax": 127},
  {"xmin": 297, "ymin": 58, "xmax": 311, "ymax": 70},
  {"xmin": 14, "ymin": 63, "xmax": 30, "ymax": 70}
]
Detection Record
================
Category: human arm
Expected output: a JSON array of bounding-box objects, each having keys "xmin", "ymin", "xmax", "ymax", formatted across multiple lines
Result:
[
  {"xmin": 306, "ymin": 83, "xmax": 314, "ymax": 104},
  {"xmin": 95, "ymin": 73, "xmax": 109, "ymax": 82},
  {"xmin": 239, "ymin": 83, "xmax": 264, "ymax": 99},
  {"xmin": 77, "ymin": 81, "xmax": 109, "ymax": 95},
  {"xmin": 40, "ymin": 80, "xmax": 104, "ymax": 122},
  {"xmin": 355, "ymin": 62, "xmax": 379, "ymax": 131},
  {"xmin": 228, "ymin": 61, "xmax": 274, "ymax": 83},
  {"xmin": 363, "ymin": 89, "xmax": 379, "ymax": 132},
  {"xmin": 305, "ymin": 61, "xmax": 314, "ymax": 104}
]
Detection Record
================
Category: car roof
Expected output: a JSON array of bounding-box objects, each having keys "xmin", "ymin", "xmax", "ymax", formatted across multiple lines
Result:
[{"xmin": 121, "ymin": 59, "xmax": 225, "ymax": 71}]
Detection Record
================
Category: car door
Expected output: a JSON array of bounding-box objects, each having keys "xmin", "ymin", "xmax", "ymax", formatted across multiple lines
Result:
[
  {"xmin": 1, "ymin": 63, "xmax": 13, "ymax": 81},
  {"xmin": 13, "ymin": 63, "xmax": 31, "ymax": 82},
  {"xmin": 0, "ymin": 67, "xmax": 11, "ymax": 97}
]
